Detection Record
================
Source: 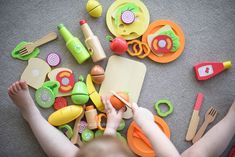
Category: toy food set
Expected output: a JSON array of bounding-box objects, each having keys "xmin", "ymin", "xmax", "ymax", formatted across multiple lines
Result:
[
  {"xmin": 11, "ymin": 41, "xmax": 40, "ymax": 60},
  {"xmin": 142, "ymin": 20, "xmax": 185, "ymax": 63},
  {"xmin": 57, "ymin": 24, "xmax": 90, "ymax": 64},
  {"xmin": 99, "ymin": 55, "xmax": 147, "ymax": 119},
  {"xmin": 106, "ymin": 0, "xmax": 150, "ymax": 40},
  {"xmin": 21, "ymin": 58, "xmax": 51, "ymax": 89},
  {"xmin": 84, "ymin": 105, "xmax": 98, "ymax": 130},
  {"xmin": 71, "ymin": 75, "xmax": 89, "ymax": 105},
  {"xmin": 35, "ymin": 81, "xmax": 60, "ymax": 108},
  {"xmin": 48, "ymin": 105, "xmax": 83, "ymax": 126},
  {"xmin": 48, "ymin": 68, "xmax": 73, "ymax": 97},
  {"xmin": 154, "ymin": 99, "xmax": 174, "ymax": 118},
  {"xmin": 192, "ymin": 107, "xmax": 217, "ymax": 144},
  {"xmin": 81, "ymin": 129, "xmax": 94, "ymax": 143},
  {"xmin": 86, "ymin": 74, "xmax": 105, "ymax": 112},
  {"xmin": 194, "ymin": 61, "xmax": 232, "ymax": 81},
  {"xmin": 127, "ymin": 116, "xmax": 170, "ymax": 157},
  {"xmin": 46, "ymin": 52, "xmax": 61, "ymax": 67},
  {"xmin": 80, "ymin": 20, "xmax": 106, "ymax": 62},
  {"xmin": 86, "ymin": 0, "xmax": 102, "ymax": 18},
  {"xmin": 58, "ymin": 124, "xmax": 74, "ymax": 139},
  {"xmin": 90, "ymin": 65, "xmax": 105, "ymax": 85},
  {"xmin": 110, "ymin": 91, "xmax": 129, "ymax": 110},
  {"xmin": 186, "ymin": 93, "xmax": 204, "ymax": 141},
  {"xmin": 54, "ymin": 97, "xmax": 67, "ymax": 110},
  {"xmin": 107, "ymin": 36, "xmax": 128, "ymax": 55}
]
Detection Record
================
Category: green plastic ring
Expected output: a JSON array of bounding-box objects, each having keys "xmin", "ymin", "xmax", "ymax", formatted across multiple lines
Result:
[{"xmin": 154, "ymin": 99, "xmax": 174, "ymax": 117}]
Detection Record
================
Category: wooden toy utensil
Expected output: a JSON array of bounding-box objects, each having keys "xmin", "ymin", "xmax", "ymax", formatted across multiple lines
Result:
[
  {"xmin": 186, "ymin": 93, "xmax": 204, "ymax": 141},
  {"xmin": 71, "ymin": 109, "xmax": 85, "ymax": 145},
  {"xmin": 192, "ymin": 107, "xmax": 217, "ymax": 143},
  {"xmin": 19, "ymin": 32, "xmax": 57, "ymax": 56}
]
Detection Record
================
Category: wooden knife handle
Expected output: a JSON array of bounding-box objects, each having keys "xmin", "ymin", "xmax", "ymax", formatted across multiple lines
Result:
[
  {"xmin": 192, "ymin": 121, "xmax": 209, "ymax": 143},
  {"xmin": 34, "ymin": 32, "xmax": 57, "ymax": 47}
]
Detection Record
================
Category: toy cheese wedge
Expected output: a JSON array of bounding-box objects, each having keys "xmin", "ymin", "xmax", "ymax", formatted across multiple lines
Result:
[{"xmin": 21, "ymin": 58, "xmax": 51, "ymax": 89}]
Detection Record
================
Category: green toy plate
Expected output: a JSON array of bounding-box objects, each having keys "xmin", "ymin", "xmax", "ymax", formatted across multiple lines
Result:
[{"xmin": 11, "ymin": 41, "xmax": 40, "ymax": 60}]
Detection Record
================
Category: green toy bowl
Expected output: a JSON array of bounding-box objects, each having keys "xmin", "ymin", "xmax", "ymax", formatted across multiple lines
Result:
[{"xmin": 11, "ymin": 41, "xmax": 40, "ymax": 61}]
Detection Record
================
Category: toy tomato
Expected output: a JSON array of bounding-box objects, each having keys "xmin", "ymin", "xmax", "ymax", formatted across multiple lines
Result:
[
  {"xmin": 107, "ymin": 36, "xmax": 128, "ymax": 55},
  {"xmin": 110, "ymin": 92, "xmax": 129, "ymax": 110}
]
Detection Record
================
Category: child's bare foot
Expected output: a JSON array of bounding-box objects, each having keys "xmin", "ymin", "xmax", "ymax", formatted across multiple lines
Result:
[{"xmin": 8, "ymin": 81, "xmax": 40, "ymax": 120}]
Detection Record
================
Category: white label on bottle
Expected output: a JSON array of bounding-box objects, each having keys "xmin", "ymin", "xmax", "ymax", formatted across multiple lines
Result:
[{"xmin": 198, "ymin": 65, "xmax": 214, "ymax": 77}]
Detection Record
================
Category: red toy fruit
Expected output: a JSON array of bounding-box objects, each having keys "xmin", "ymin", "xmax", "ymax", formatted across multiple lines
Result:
[
  {"xmin": 54, "ymin": 97, "xmax": 67, "ymax": 110},
  {"xmin": 107, "ymin": 36, "xmax": 128, "ymax": 55},
  {"xmin": 110, "ymin": 92, "xmax": 129, "ymax": 110}
]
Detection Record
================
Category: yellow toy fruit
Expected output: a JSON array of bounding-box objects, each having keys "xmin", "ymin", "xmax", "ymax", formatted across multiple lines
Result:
[
  {"xmin": 86, "ymin": 0, "xmax": 102, "ymax": 18},
  {"xmin": 48, "ymin": 105, "xmax": 83, "ymax": 126}
]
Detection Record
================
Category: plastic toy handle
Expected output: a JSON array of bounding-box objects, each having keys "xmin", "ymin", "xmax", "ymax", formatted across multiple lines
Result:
[{"xmin": 194, "ymin": 93, "xmax": 204, "ymax": 111}]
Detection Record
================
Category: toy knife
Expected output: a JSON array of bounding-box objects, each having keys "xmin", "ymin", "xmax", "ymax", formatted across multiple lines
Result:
[
  {"xmin": 110, "ymin": 91, "xmax": 132, "ymax": 109},
  {"xmin": 186, "ymin": 93, "xmax": 204, "ymax": 141}
]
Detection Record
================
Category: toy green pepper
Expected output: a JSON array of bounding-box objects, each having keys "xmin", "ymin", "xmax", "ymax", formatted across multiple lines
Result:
[{"xmin": 71, "ymin": 75, "xmax": 89, "ymax": 105}]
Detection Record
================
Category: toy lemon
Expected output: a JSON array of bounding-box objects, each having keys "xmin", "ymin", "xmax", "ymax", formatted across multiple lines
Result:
[
  {"xmin": 71, "ymin": 75, "xmax": 89, "ymax": 105},
  {"xmin": 48, "ymin": 105, "xmax": 83, "ymax": 126},
  {"xmin": 86, "ymin": 0, "xmax": 102, "ymax": 18}
]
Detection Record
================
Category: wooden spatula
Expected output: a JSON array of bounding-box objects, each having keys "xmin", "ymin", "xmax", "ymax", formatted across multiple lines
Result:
[{"xmin": 192, "ymin": 107, "xmax": 217, "ymax": 143}]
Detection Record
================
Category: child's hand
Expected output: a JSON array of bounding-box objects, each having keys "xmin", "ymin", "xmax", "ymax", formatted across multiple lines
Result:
[
  {"xmin": 102, "ymin": 96, "xmax": 125, "ymax": 135},
  {"xmin": 132, "ymin": 103, "xmax": 154, "ymax": 126}
]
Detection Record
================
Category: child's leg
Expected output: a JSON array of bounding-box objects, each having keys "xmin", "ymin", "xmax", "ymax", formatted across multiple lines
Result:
[
  {"xmin": 181, "ymin": 100, "xmax": 235, "ymax": 157},
  {"xmin": 8, "ymin": 81, "xmax": 79, "ymax": 157}
]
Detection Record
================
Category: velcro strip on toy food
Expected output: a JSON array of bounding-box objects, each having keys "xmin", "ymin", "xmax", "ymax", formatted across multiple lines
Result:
[
  {"xmin": 56, "ymin": 70, "xmax": 75, "ymax": 92},
  {"xmin": 35, "ymin": 81, "xmax": 60, "ymax": 108}
]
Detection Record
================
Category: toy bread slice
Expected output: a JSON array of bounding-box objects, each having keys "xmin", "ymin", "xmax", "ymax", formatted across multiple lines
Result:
[{"xmin": 21, "ymin": 58, "xmax": 51, "ymax": 89}]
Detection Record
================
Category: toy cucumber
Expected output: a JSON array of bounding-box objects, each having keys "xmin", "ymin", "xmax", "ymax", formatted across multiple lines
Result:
[
  {"xmin": 48, "ymin": 105, "xmax": 83, "ymax": 126},
  {"xmin": 35, "ymin": 81, "xmax": 60, "ymax": 108},
  {"xmin": 71, "ymin": 75, "xmax": 89, "ymax": 105}
]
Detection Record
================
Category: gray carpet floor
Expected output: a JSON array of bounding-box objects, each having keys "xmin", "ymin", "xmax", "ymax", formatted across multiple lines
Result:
[{"xmin": 0, "ymin": 0, "xmax": 234, "ymax": 156}]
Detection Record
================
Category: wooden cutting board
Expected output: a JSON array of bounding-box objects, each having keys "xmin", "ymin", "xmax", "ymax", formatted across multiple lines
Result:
[{"xmin": 99, "ymin": 56, "xmax": 147, "ymax": 119}]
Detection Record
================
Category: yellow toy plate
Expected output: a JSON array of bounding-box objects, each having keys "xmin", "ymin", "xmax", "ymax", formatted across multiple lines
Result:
[{"xmin": 106, "ymin": 0, "xmax": 150, "ymax": 40}]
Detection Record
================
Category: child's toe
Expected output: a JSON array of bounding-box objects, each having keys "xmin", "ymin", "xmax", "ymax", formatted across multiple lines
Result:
[
  {"xmin": 19, "ymin": 80, "xmax": 28, "ymax": 90},
  {"xmin": 15, "ymin": 81, "xmax": 21, "ymax": 90}
]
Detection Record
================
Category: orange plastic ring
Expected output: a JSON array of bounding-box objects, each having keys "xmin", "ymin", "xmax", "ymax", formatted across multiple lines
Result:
[{"xmin": 127, "ymin": 40, "xmax": 142, "ymax": 56}]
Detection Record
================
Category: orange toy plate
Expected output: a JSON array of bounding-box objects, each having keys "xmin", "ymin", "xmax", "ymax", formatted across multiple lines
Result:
[
  {"xmin": 142, "ymin": 20, "xmax": 185, "ymax": 63},
  {"xmin": 127, "ymin": 116, "xmax": 171, "ymax": 157}
]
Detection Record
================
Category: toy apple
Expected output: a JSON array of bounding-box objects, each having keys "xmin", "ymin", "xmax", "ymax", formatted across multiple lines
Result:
[
  {"xmin": 108, "ymin": 36, "xmax": 128, "ymax": 55},
  {"xmin": 110, "ymin": 92, "xmax": 129, "ymax": 110}
]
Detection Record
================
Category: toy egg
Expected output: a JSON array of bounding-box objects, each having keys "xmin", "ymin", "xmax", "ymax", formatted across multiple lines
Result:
[
  {"xmin": 110, "ymin": 92, "xmax": 129, "ymax": 110},
  {"xmin": 110, "ymin": 37, "xmax": 128, "ymax": 55},
  {"xmin": 71, "ymin": 75, "xmax": 89, "ymax": 105},
  {"xmin": 86, "ymin": 0, "xmax": 102, "ymax": 18},
  {"xmin": 90, "ymin": 65, "xmax": 105, "ymax": 85}
]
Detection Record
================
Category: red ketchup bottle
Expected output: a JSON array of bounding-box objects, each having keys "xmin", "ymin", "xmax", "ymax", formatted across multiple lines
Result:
[{"xmin": 194, "ymin": 61, "xmax": 232, "ymax": 80}]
